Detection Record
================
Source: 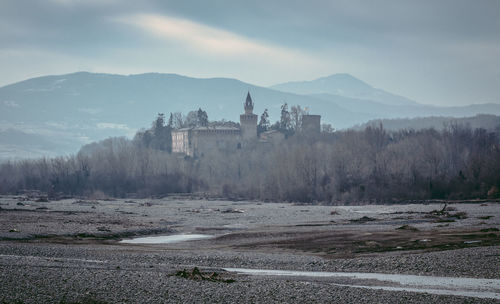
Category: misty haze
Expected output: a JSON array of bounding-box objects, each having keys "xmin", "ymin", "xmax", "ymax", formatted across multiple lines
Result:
[{"xmin": 0, "ymin": 1, "xmax": 499, "ymax": 304}]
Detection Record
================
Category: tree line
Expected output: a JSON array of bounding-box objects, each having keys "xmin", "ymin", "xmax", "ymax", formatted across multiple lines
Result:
[{"xmin": 0, "ymin": 111, "xmax": 499, "ymax": 204}]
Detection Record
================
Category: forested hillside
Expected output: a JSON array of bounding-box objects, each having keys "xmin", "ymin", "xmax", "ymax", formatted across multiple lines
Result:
[{"xmin": 354, "ymin": 115, "xmax": 500, "ymax": 132}]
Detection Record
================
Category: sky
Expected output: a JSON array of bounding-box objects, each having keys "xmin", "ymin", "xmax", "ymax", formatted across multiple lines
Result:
[{"xmin": 0, "ymin": 0, "xmax": 499, "ymax": 106}]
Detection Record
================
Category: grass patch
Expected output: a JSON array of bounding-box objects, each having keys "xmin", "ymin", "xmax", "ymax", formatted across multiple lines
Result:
[
  {"xmin": 350, "ymin": 216, "xmax": 376, "ymax": 223},
  {"xmin": 354, "ymin": 238, "xmax": 499, "ymax": 254},
  {"xmin": 2, "ymin": 297, "xmax": 108, "ymax": 304},
  {"xmin": 396, "ymin": 225, "xmax": 419, "ymax": 231},
  {"xmin": 270, "ymin": 227, "xmax": 500, "ymax": 257},
  {"xmin": 436, "ymin": 218, "xmax": 455, "ymax": 223},
  {"xmin": 478, "ymin": 216, "xmax": 494, "ymax": 220},
  {"xmin": 172, "ymin": 267, "xmax": 235, "ymax": 283},
  {"xmin": 59, "ymin": 297, "xmax": 108, "ymax": 304},
  {"xmin": 449, "ymin": 212, "xmax": 467, "ymax": 219},
  {"xmin": 480, "ymin": 228, "xmax": 499, "ymax": 232}
]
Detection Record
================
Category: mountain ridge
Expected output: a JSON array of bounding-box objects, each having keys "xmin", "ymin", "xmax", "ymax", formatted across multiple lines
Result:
[{"xmin": 271, "ymin": 73, "xmax": 419, "ymax": 106}]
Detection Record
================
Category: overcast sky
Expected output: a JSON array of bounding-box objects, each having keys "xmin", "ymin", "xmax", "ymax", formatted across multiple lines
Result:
[{"xmin": 1, "ymin": 0, "xmax": 499, "ymax": 106}]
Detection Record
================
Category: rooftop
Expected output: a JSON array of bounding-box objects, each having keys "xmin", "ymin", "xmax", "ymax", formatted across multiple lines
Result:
[{"xmin": 175, "ymin": 126, "xmax": 240, "ymax": 131}]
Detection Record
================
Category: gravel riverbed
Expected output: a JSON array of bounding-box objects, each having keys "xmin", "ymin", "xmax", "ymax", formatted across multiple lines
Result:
[{"xmin": 0, "ymin": 196, "xmax": 498, "ymax": 303}]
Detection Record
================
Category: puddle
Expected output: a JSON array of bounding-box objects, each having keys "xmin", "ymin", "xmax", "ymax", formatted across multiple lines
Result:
[
  {"xmin": 120, "ymin": 234, "xmax": 214, "ymax": 244},
  {"xmin": 329, "ymin": 283, "xmax": 500, "ymax": 300},
  {"xmin": 223, "ymin": 223, "xmax": 248, "ymax": 229},
  {"xmin": 223, "ymin": 268, "xmax": 500, "ymax": 299}
]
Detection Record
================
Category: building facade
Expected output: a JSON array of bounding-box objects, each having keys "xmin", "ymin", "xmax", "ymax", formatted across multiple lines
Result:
[
  {"xmin": 301, "ymin": 114, "xmax": 321, "ymax": 133},
  {"xmin": 172, "ymin": 126, "xmax": 240, "ymax": 157},
  {"xmin": 172, "ymin": 92, "xmax": 258, "ymax": 157}
]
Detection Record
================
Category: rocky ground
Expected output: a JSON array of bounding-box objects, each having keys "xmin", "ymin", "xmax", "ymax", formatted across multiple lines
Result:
[{"xmin": 0, "ymin": 195, "xmax": 499, "ymax": 303}]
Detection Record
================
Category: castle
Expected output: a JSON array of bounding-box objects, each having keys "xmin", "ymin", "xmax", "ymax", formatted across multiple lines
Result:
[{"xmin": 171, "ymin": 92, "xmax": 320, "ymax": 157}]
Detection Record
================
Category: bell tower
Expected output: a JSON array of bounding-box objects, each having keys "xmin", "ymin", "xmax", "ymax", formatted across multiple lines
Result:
[{"xmin": 240, "ymin": 91, "xmax": 258, "ymax": 141}]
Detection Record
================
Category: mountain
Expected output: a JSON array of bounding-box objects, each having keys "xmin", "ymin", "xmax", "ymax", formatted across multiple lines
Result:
[
  {"xmin": 271, "ymin": 73, "xmax": 418, "ymax": 106},
  {"xmin": 0, "ymin": 72, "xmax": 361, "ymax": 126},
  {"xmin": 1, "ymin": 71, "xmax": 499, "ymax": 161}
]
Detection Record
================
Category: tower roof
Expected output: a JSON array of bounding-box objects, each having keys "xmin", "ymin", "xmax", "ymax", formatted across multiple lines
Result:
[
  {"xmin": 244, "ymin": 91, "xmax": 254, "ymax": 113},
  {"xmin": 246, "ymin": 91, "xmax": 252, "ymax": 104}
]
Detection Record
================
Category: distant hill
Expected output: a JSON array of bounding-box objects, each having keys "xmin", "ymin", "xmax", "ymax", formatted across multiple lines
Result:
[
  {"xmin": 271, "ymin": 73, "xmax": 418, "ymax": 106},
  {"xmin": 308, "ymin": 93, "xmax": 500, "ymax": 119},
  {"xmin": 1, "ymin": 71, "xmax": 500, "ymax": 160},
  {"xmin": 0, "ymin": 128, "xmax": 77, "ymax": 160},
  {"xmin": 353, "ymin": 114, "xmax": 500, "ymax": 131}
]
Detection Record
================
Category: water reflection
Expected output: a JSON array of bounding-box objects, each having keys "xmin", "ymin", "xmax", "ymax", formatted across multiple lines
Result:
[{"xmin": 120, "ymin": 234, "xmax": 214, "ymax": 244}]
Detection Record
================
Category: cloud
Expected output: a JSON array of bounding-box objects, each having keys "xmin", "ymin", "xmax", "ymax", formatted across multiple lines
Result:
[
  {"xmin": 3, "ymin": 100, "xmax": 20, "ymax": 108},
  {"xmin": 96, "ymin": 122, "xmax": 136, "ymax": 138},
  {"xmin": 113, "ymin": 13, "xmax": 317, "ymax": 65},
  {"xmin": 96, "ymin": 122, "xmax": 130, "ymax": 130},
  {"xmin": 78, "ymin": 107, "xmax": 102, "ymax": 115},
  {"xmin": 48, "ymin": 0, "xmax": 119, "ymax": 6},
  {"xmin": 45, "ymin": 121, "xmax": 67, "ymax": 129}
]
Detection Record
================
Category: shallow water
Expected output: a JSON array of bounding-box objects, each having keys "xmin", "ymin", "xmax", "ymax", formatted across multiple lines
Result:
[
  {"xmin": 120, "ymin": 234, "xmax": 214, "ymax": 244},
  {"xmin": 223, "ymin": 223, "xmax": 248, "ymax": 229},
  {"xmin": 329, "ymin": 283, "xmax": 500, "ymax": 300},
  {"xmin": 223, "ymin": 268, "xmax": 500, "ymax": 299}
]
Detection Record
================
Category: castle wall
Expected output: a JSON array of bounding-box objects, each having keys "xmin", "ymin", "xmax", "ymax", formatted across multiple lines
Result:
[
  {"xmin": 302, "ymin": 115, "xmax": 321, "ymax": 133},
  {"xmin": 259, "ymin": 130, "xmax": 285, "ymax": 143},
  {"xmin": 192, "ymin": 128, "xmax": 240, "ymax": 156}
]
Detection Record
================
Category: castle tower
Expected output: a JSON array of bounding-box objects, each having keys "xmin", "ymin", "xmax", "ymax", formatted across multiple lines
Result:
[{"xmin": 240, "ymin": 91, "xmax": 258, "ymax": 140}]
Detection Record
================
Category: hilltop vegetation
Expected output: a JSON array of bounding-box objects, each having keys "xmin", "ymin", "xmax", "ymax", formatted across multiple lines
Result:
[{"xmin": 354, "ymin": 114, "xmax": 500, "ymax": 132}]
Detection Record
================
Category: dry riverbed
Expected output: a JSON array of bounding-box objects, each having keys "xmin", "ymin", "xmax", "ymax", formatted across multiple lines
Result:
[{"xmin": 0, "ymin": 195, "xmax": 499, "ymax": 303}]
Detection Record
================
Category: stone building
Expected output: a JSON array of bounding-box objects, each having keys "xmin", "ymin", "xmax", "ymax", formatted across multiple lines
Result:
[
  {"xmin": 172, "ymin": 92, "xmax": 259, "ymax": 157},
  {"xmin": 171, "ymin": 126, "xmax": 240, "ymax": 157},
  {"xmin": 171, "ymin": 92, "xmax": 322, "ymax": 157}
]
